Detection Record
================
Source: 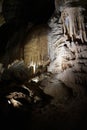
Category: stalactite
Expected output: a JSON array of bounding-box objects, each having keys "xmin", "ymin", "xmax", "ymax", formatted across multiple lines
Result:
[
  {"xmin": 55, "ymin": 0, "xmax": 87, "ymax": 43},
  {"xmin": 61, "ymin": 7, "xmax": 87, "ymax": 43},
  {"xmin": 23, "ymin": 25, "xmax": 49, "ymax": 73}
]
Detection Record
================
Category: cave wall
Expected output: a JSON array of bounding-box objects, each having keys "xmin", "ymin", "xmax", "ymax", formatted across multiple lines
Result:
[
  {"xmin": 47, "ymin": 0, "xmax": 87, "ymax": 90},
  {"xmin": 0, "ymin": 1, "xmax": 87, "ymax": 130},
  {"xmin": 0, "ymin": 0, "xmax": 87, "ymax": 72}
]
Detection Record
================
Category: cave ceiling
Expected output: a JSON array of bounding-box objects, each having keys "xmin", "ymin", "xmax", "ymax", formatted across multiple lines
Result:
[{"xmin": 0, "ymin": 0, "xmax": 87, "ymax": 25}]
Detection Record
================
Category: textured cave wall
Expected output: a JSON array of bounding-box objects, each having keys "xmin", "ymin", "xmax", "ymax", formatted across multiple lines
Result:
[
  {"xmin": 48, "ymin": 0, "xmax": 87, "ymax": 61},
  {"xmin": 0, "ymin": 0, "xmax": 87, "ymax": 73},
  {"xmin": 47, "ymin": 0, "xmax": 87, "ymax": 92},
  {"xmin": 0, "ymin": 0, "xmax": 5, "ymax": 26},
  {"xmin": 0, "ymin": 1, "xmax": 87, "ymax": 130}
]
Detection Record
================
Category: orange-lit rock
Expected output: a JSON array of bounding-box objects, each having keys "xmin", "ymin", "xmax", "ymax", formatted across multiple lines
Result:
[{"xmin": 23, "ymin": 25, "xmax": 50, "ymax": 73}]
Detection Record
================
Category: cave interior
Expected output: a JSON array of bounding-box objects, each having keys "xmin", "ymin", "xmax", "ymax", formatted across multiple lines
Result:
[{"xmin": 0, "ymin": 0, "xmax": 87, "ymax": 130}]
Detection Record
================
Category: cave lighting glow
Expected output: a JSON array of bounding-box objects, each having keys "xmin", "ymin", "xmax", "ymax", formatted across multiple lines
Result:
[{"xmin": 28, "ymin": 61, "xmax": 36, "ymax": 74}]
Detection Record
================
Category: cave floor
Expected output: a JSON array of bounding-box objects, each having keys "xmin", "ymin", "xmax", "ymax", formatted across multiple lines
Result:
[{"xmin": 0, "ymin": 70, "xmax": 87, "ymax": 130}]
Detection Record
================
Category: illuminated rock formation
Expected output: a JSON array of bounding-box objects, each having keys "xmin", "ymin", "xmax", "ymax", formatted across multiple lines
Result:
[
  {"xmin": 55, "ymin": 0, "xmax": 87, "ymax": 43},
  {"xmin": 48, "ymin": 0, "xmax": 87, "ymax": 90},
  {"xmin": 61, "ymin": 7, "xmax": 87, "ymax": 43},
  {"xmin": 23, "ymin": 25, "xmax": 50, "ymax": 73}
]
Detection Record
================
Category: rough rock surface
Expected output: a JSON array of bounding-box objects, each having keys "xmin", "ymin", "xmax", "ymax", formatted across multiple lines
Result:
[
  {"xmin": 48, "ymin": 12, "xmax": 87, "ymax": 93},
  {"xmin": 0, "ymin": 1, "xmax": 87, "ymax": 130}
]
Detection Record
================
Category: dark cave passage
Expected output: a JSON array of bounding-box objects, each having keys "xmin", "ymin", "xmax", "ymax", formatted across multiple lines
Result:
[{"xmin": 2, "ymin": 0, "xmax": 55, "ymax": 24}]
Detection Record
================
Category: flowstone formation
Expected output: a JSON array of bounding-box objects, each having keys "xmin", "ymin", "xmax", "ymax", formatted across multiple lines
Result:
[
  {"xmin": 55, "ymin": 0, "xmax": 87, "ymax": 43},
  {"xmin": 0, "ymin": 0, "xmax": 87, "ymax": 130},
  {"xmin": 61, "ymin": 7, "xmax": 87, "ymax": 43},
  {"xmin": 48, "ymin": 0, "xmax": 87, "ymax": 93},
  {"xmin": 23, "ymin": 25, "xmax": 50, "ymax": 73}
]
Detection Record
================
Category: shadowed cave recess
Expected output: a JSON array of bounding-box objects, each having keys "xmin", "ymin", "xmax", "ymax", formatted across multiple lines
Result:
[{"xmin": 0, "ymin": 0, "xmax": 87, "ymax": 130}]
